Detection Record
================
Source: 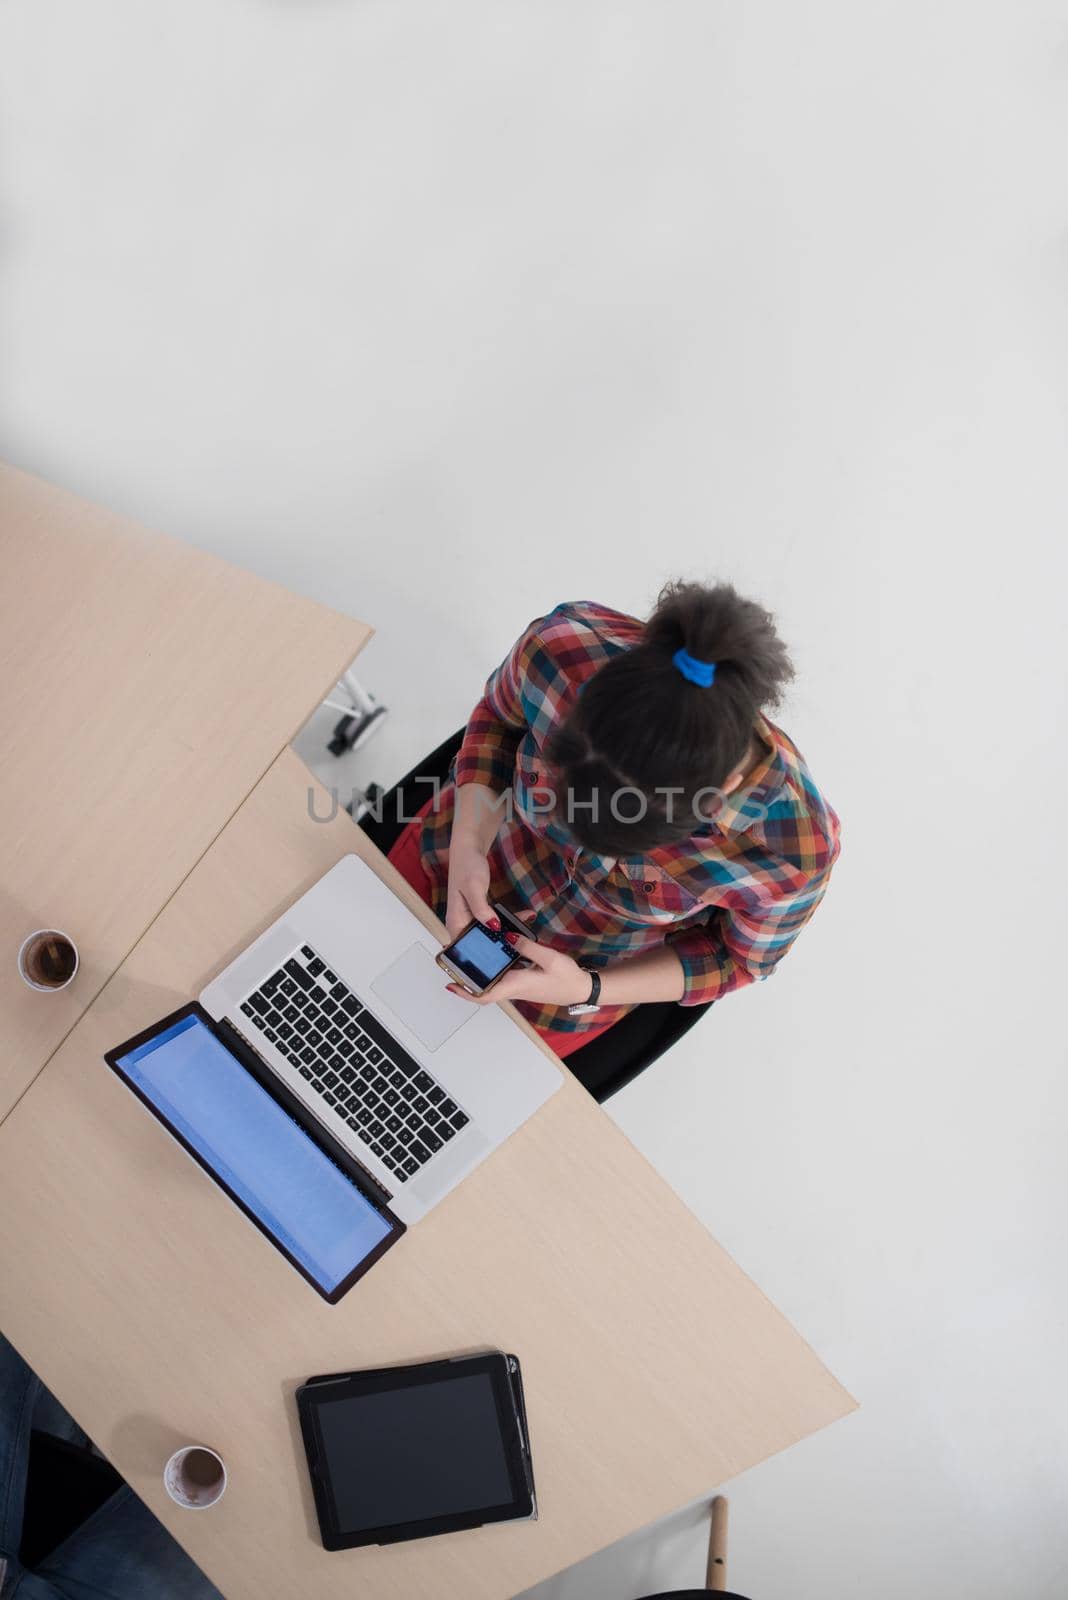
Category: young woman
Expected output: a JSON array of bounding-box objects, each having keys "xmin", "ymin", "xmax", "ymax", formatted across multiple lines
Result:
[{"xmin": 387, "ymin": 581, "xmax": 840, "ymax": 1059}]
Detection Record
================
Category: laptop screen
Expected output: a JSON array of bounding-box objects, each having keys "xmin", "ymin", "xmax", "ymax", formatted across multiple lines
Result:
[{"xmin": 111, "ymin": 1013, "xmax": 395, "ymax": 1294}]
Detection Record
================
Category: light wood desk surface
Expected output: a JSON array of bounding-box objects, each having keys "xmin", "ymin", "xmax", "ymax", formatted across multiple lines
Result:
[
  {"xmin": 0, "ymin": 748, "xmax": 855, "ymax": 1600},
  {"xmin": 0, "ymin": 464, "xmax": 370, "ymax": 1119}
]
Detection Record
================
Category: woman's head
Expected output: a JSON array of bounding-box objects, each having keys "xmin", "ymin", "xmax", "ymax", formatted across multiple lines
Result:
[{"xmin": 544, "ymin": 581, "xmax": 794, "ymax": 854}]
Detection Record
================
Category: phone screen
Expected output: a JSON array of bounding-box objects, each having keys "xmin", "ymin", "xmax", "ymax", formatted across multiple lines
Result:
[{"xmin": 443, "ymin": 922, "xmax": 521, "ymax": 992}]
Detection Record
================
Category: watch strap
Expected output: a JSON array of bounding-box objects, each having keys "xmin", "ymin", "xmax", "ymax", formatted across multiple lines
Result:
[{"xmin": 567, "ymin": 966, "xmax": 602, "ymax": 1017}]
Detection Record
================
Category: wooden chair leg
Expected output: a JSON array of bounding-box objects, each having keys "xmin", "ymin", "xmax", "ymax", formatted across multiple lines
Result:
[{"xmin": 706, "ymin": 1494, "xmax": 729, "ymax": 1591}]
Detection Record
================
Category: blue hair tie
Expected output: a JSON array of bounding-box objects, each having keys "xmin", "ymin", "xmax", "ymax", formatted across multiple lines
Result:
[{"xmin": 672, "ymin": 647, "xmax": 717, "ymax": 687}]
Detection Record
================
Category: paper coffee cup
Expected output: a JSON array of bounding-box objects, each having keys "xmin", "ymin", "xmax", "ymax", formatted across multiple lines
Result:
[
  {"xmin": 164, "ymin": 1446, "xmax": 227, "ymax": 1510},
  {"xmin": 18, "ymin": 929, "xmax": 79, "ymax": 992}
]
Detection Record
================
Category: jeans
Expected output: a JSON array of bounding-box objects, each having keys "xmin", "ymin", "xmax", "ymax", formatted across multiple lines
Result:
[{"xmin": 0, "ymin": 1336, "xmax": 222, "ymax": 1600}]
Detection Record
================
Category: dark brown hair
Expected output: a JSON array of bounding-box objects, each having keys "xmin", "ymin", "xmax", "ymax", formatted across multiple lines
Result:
[{"xmin": 544, "ymin": 581, "xmax": 794, "ymax": 854}]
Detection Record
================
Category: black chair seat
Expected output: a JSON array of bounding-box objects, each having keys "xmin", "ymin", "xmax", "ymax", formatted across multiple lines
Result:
[
  {"xmin": 358, "ymin": 728, "xmax": 713, "ymax": 1102},
  {"xmin": 640, "ymin": 1591, "xmax": 753, "ymax": 1599},
  {"xmin": 20, "ymin": 1430, "xmax": 123, "ymax": 1568}
]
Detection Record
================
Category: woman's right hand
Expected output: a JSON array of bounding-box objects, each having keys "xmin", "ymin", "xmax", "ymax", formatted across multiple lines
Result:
[{"xmin": 445, "ymin": 838, "xmax": 497, "ymax": 939}]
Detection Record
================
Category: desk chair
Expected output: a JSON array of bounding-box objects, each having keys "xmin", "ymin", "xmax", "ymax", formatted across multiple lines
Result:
[
  {"xmin": 639, "ymin": 1495, "xmax": 753, "ymax": 1600},
  {"xmin": 18, "ymin": 1431, "xmax": 122, "ymax": 1568},
  {"xmin": 357, "ymin": 729, "xmax": 713, "ymax": 1103},
  {"xmin": 324, "ymin": 667, "xmax": 388, "ymax": 756}
]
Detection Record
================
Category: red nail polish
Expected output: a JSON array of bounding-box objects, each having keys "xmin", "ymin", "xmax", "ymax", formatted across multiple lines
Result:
[
  {"xmin": 504, "ymin": 930, "xmax": 518, "ymax": 944},
  {"xmin": 488, "ymin": 917, "xmax": 501, "ymax": 931}
]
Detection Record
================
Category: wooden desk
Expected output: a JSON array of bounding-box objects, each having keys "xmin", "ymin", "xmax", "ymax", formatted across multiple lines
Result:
[
  {"xmin": 0, "ymin": 464, "xmax": 369, "ymax": 1118},
  {"xmin": 0, "ymin": 749, "xmax": 855, "ymax": 1600}
]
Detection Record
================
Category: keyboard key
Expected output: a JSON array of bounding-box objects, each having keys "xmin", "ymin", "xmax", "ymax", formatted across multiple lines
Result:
[
  {"xmin": 321, "ymin": 1071, "xmax": 339, "ymax": 1091},
  {"xmin": 248, "ymin": 994, "xmax": 269, "ymax": 1015},
  {"xmin": 298, "ymin": 1065, "xmax": 313, "ymax": 1080},
  {"xmin": 299, "ymin": 1047, "xmax": 316, "ymax": 1066},
  {"xmin": 449, "ymin": 1110, "xmax": 469, "ymax": 1130},
  {"xmin": 388, "ymin": 1068, "xmax": 406, "ymax": 1088},
  {"xmin": 278, "ymin": 1023, "xmax": 294, "ymax": 1041},
  {"xmin": 240, "ymin": 1002, "xmax": 255, "ymax": 1019},
  {"xmin": 308, "ymin": 958, "xmax": 325, "ymax": 977},
  {"xmin": 322, "ymin": 1092, "xmax": 337, "ymax": 1108},
  {"xmin": 306, "ymin": 1031, "xmax": 323, "ymax": 1049},
  {"xmin": 368, "ymin": 1119, "xmax": 385, "ymax": 1139},
  {"xmin": 264, "ymin": 1029, "xmax": 278, "ymax": 1044},
  {"xmin": 280, "ymin": 977, "xmax": 297, "ymax": 997},
  {"xmin": 441, "ymin": 1098, "xmax": 458, "ymax": 1118},
  {"xmin": 367, "ymin": 1046, "xmax": 384, "ymax": 1067},
  {"xmin": 385, "ymin": 1113, "xmax": 403, "ymax": 1134},
  {"xmin": 422, "ymin": 1128, "xmax": 443, "ymax": 1153},
  {"xmin": 413, "ymin": 1071, "xmax": 433, "ymax": 1093},
  {"xmin": 409, "ymin": 1141, "xmax": 430, "ymax": 1164},
  {"xmin": 355, "ymin": 1108, "xmax": 373, "ymax": 1127},
  {"xmin": 262, "ymin": 975, "xmax": 283, "ymax": 997},
  {"xmin": 404, "ymin": 1112, "xmax": 421, "ymax": 1131},
  {"xmin": 323, "ymin": 970, "xmax": 337, "ymax": 985},
  {"xmin": 380, "ymin": 1132, "xmax": 398, "ymax": 1150},
  {"xmin": 285, "ymin": 959, "xmax": 313, "ymax": 990},
  {"xmin": 326, "ymin": 1027, "xmax": 343, "ymax": 1047},
  {"xmin": 343, "ymin": 1022, "xmax": 359, "ymax": 1041},
  {"xmin": 382, "ymin": 1087, "xmax": 400, "ymax": 1108},
  {"xmin": 397, "ymin": 1126, "xmax": 415, "ymax": 1146},
  {"xmin": 331, "ymin": 983, "xmax": 348, "ymax": 1002},
  {"xmin": 301, "ymin": 945, "xmax": 315, "ymax": 959},
  {"xmin": 340, "ymin": 1066, "xmax": 357, "ymax": 1085},
  {"xmin": 412, "ymin": 1094, "xmax": 429, "ymax": 1113},
  {"xmin": 427, "ymin": 1086, "xmax": 445, "ymax": 1105},
  {"xmin": 282, "ymin": 1004, "xmax": 301, "ymax": 1023},
  {"xmin": 341, "ymin": 996, "xmax": 360, "ymax": 1018},
  {"xmin": 369, "ymin": 1141, "xmax": 385, "ymax": 1158},
  {"xmin": 438, "ymin": 1121, "xmax": 456, "ymax": 1142},
  {"xmin": 346, "ymin": 1113, "xmax": 361, "ymax": 1131},
  {"xmin": 337, "ymin": 1040, "xmax": 354, "ymax": 1059},
  {"xmin": 264, "ymin": 1009, "xmax": 283, "ymax": 1028},
  {"xmin": 401, "ymin": 1157, "xmax": 419, "ymax": 1178}
]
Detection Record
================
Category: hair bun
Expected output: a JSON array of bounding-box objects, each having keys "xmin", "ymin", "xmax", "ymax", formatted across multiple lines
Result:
[{"xmin": 646, "ymin": 580, "xmax": 793, "ymax": 706}]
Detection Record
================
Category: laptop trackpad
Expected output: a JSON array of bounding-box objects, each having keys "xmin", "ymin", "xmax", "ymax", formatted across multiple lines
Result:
[{"xmin": 370, "ymin": 943, "xmax": 475, "ymax": 1052}]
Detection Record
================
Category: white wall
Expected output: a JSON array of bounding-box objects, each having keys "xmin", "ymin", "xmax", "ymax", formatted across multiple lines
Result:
[{"xmin": 3, "ymin": 3, "xmax": 1066, "ymax": 1597}]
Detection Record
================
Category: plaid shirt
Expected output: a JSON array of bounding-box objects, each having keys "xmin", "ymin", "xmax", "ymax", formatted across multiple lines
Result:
[{"xmin": 417, "ymin": 601, "xmax": 841, "ymax": 1035}]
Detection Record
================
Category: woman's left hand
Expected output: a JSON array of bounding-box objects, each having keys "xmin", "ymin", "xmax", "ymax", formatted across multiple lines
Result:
[{"xmin": 445, "ymin": 931, "xmax": 594, "ymax": 1010}]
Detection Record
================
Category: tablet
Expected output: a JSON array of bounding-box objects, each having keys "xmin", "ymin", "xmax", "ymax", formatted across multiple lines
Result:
[
  {"xmin": 105, "ymin": 1004, "xmax": 404, "ymax": 1302},
  {"xmin": 297, "ymin": 1352, "xmax": 536, "ymax": 1548}
]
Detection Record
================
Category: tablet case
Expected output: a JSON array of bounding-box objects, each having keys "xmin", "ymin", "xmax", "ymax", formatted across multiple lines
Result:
[{"xmin": 297, "ymin": 1351, "xmax": 536, "ymax": 1549}]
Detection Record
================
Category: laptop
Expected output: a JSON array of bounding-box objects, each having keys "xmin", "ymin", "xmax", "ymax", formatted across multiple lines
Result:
[{"xmin": 193, "ymin": 853, "xmax": 562, "ymax": 1224}]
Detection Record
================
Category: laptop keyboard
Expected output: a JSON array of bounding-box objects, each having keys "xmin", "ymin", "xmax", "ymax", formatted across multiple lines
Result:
[{"xmin": 239, "ymin": 943, "xmax": 469, "ymax": 1185}]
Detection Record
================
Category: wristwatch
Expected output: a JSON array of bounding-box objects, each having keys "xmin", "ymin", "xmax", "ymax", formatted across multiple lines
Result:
[{"xmin": 567, "ymin": 967, "xmax": 602, "ymax": 1017}]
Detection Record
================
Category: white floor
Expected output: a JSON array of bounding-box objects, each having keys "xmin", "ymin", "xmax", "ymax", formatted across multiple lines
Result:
[{"xmin": 3, "ymin": 4, "xmax": 1067, "ymax": 1597}]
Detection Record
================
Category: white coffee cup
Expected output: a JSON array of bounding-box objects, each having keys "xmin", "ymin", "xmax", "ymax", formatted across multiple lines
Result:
[
  {"xmin": 163, "ymin": 1445, "xmax": 227, "ymax": 1510},
  {"xmin": 18, "ymin": 929, "xmax": 79, "ymax": 992}
]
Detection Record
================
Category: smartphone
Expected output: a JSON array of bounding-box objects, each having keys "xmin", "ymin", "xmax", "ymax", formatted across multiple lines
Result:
[{"xmin": 436, "ymin": 910, "xmax": 527, "ymax": 997}]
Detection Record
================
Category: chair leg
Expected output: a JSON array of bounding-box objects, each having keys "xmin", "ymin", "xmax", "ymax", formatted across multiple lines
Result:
[{"xmin": 706, "ymin": 1494, "xmax": 729, "ymax": 1591}]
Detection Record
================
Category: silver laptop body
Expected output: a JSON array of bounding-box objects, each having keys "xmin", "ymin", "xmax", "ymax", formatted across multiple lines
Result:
[{"xmin": 199, "ymin": 853, "xmax": 562, "ymax": 1224}]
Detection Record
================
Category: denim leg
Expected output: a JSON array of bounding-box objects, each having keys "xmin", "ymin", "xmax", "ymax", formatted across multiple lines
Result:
[
  {"xmin": 0, "ymin": 1334, "xmax": 219, "ymax": 1600},
  {"xmin": 0, "ymin": 1334, "xmax": 39, "ymax": 1573},
  {"xmin": 33, "ymin": 1486, "xmax": 223, "ymax": 1600}
]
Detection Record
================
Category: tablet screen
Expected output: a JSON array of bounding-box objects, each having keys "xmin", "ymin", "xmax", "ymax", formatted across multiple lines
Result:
[
  {"xmin": 317, "ymin": 1371, "xmax": 513, "ymax": 1532},
  {"xmin": 110, "ymin": 1012, "xmax": 395, "ymax": 1295}
]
